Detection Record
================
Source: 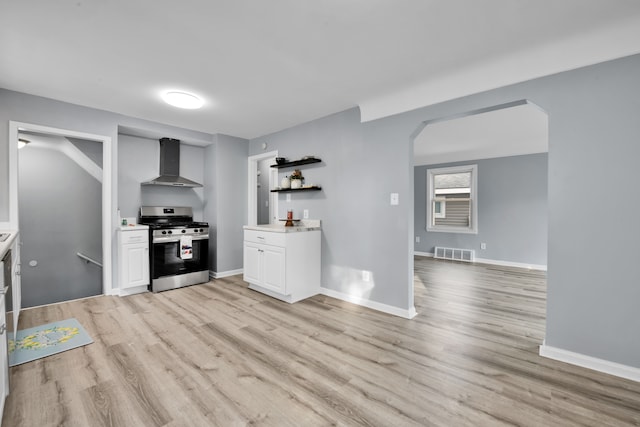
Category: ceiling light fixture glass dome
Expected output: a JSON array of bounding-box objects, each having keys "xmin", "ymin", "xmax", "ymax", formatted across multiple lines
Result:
[{"xmin": 162, "ymin": 91, "xmax": 204, "ymax": 109}]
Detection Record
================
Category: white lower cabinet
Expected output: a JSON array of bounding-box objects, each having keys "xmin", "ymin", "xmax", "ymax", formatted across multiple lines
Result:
[
  {"xmin": 118, "ymin": 229, "xmax": 149, "ymax": 294},
  {"xmin": 0, "ymin": 292, "xmax": 7, "ymax": 423},
  {"xmin": 243, "ymin": 229, "xmax": 320, "ymax": 303}
]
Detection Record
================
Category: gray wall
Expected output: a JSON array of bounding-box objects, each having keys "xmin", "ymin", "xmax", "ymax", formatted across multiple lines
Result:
[
  {"xmin": 204, "ymin": 134, "xmax": 248, "ymax": 273},
  {"xmin": 366, "ymin": 54, "xmax": 640, "ymax": 369},
  {"xmin": 118, "ymin": 134, "xmax": 205, "ymax": 220},
  {"xmin": 250, "ymin": 107, "xmax": 413, "ymax": 310},
  {"xmin": 415, "ymin": 153, "xmax": 548, "ymax": 266},
  {"xmin": 18, "ymin": 143, "xmax": 102, "ymax": 307},
  {"xmin": 250, "ymin": 54, "xmax": 640, "ymax": 369}
]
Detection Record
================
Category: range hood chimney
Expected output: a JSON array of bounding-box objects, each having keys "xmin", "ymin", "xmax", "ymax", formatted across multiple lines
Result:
[{"xmin": 141, "ymin": 138, "xmax": 203, "ymax": 188}]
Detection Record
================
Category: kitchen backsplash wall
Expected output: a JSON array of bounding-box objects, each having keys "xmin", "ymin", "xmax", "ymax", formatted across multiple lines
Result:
[{"xmin": 118, "ymin": 134, "xmax": 205, "ymax": 221}]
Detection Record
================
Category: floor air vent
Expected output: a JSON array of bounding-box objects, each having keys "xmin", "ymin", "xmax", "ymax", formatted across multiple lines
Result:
[{"xmin": 434, "ymin": 246, "xmax": 475, "ymax": 262}]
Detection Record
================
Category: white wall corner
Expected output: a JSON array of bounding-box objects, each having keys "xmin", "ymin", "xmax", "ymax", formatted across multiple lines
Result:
[
  {"xmin": 539, "ymin": 344, "xmax": 640, "ymax": 383},
  {"xmin": 320, "ymin": 287, "xmax": 418, "ymax": 319}
]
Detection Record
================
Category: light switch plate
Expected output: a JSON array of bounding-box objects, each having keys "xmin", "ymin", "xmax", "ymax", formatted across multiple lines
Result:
[
  {"xmin": 303, "ymin": 209, "xmax": 309, "ymax": 219},
  {"xmin": 390, "ymin": 193, "xmax": 399, "ymax": 205},
  {"xmin": 286, "ymin": 194, "xmax": 291, "ymax": 202}
]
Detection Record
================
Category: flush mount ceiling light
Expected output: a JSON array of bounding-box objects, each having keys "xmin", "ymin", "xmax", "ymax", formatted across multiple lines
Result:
[{"xmin": 162, "ymin": 91, "xmax": 204, "ymax": 109}]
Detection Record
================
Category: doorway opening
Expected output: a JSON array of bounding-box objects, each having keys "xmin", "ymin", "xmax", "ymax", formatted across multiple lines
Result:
[
  {"xmin": 247, "ymin": 151, "xmax": 279, "ymax": 226},
  {"xmin": 410, "ymin": 99, "xmax": 549, "ymax": 319},
  {"xmin": 8, "ymin": 122, "xmax": 113, "ymax": 303}
]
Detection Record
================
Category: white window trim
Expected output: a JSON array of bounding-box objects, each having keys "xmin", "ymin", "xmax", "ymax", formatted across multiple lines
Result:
[{"xmin": 426, "ymin": 164, "xmax": 478, "ymax": 234}]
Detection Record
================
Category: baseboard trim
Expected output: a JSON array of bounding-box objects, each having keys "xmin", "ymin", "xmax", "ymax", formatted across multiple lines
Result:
[
  {"xmin": 414, "ymin": 251, "xmax": 433, "ymax": 257},
  {"xmin": 118, "ymin": 285, "xmax": 148, "ymax": 297},
  {"xmin": 475, "ymin": 257, "xmax": 547, "ymax": 271},
  {"xmin": 539, "ymin": 344, "xmax": 640, "ymax": 383},
  {"xmin": 320, "ymin": 287, "xmax": 417, "ymax": 319},
  {"xmin": 210, "ymin": 269, "xmax": 243, "ymax": 279},
  {"xmin": 414, "ymin": 251, "xmax": 546, "ymax": 271}
]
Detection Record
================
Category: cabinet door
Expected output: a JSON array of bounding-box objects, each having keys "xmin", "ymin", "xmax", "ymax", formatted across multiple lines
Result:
[
  {"xmin": 262, "ymin": 245, "xmax": 286, "ymax": 294},
  {"xmin": 121, "ymin": 243, "xmax": 149, "ymax": 289},
  {"xmin": 0, "ymin": 294, "xmax": 8, "ymax": 413},
  {"xmin": 243, "ymin": 242, "xmax": 262, "ymax": 285}
]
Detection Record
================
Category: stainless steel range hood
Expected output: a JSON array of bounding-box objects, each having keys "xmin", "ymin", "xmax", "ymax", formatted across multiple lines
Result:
[{"xmin": 142, "ymin": 138, "xmax": 203, "ymax": 188}]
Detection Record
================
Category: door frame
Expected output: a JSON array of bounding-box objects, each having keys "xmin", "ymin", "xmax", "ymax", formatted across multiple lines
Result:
[
  {"xmin": 8, "ymin": 121, "xmax": 114, "ymax": 296},
  {"xmin": 247, "ymin": 150, "xmax": 278, "ymax": 226}
]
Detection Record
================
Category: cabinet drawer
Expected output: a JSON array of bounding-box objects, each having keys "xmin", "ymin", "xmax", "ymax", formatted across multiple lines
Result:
[
  {"xmin": 244, "ymin": 230, "xmax": 285, "ymax": 247},
  {"xmin": 120, "ymin": 230, "xmax": 148, "ymax": 245}
]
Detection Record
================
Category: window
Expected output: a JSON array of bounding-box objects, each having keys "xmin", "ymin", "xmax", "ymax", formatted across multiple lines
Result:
[
  {"xmin": 427, "ymin": 164, "xmax": 477, "ymax": 234},
  {"xmin": 433, "ymin": 200, "xmax": 445, "ymax": 218}
]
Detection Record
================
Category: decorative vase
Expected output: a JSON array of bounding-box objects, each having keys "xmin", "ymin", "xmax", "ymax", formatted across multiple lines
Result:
[
  {"xmin": 291, "ymin": 179, "xmax": 302, "ymax": 189},
  {"xmin": 281, "ymin": 176, "xmax": 291, "ymax": 189}
]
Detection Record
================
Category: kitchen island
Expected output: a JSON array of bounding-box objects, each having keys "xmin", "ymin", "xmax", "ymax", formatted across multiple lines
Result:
[{"xmin": 243, "ymin": 220, "xmax": 320, "ymax": 303}]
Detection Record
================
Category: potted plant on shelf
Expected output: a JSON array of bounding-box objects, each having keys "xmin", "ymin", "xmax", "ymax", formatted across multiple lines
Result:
[{"xmin": 290, "ymin": 169, "xmax": 304, "ymax": 189}]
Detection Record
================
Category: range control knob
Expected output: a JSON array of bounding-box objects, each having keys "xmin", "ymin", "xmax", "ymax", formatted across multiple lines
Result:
[
  {"xmin": 181, "ymin": 229, "xmax": 186, "ymax": 233},
  {"xmin": 162, "ymin": 231, "xmax": 167, "ymax": 235},
  {"xmin": 168, "ymin": 230, "xmax": 173, "ymax": 234}
]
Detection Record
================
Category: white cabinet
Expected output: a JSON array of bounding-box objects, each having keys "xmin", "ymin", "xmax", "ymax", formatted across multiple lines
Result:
[
  {"xmin": 244, "ymin": 242, "xmax": 286, "ymax": 294},
  {"xmin": 243, "ymin": 228, "xmax": 320, "ymax": 303},
  {"xmin": 0, "ymin": 272, "xmax": 8, "ymax": 422},
  {"xmin": 118, "ymin": 229, "xmax": 149, "ymax": 294}
]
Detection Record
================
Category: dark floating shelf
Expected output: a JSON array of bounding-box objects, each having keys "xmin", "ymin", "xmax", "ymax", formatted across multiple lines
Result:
[
  {"xmin": 271, "ymin": 158, "xmax": 321, "ymax": 169},
  {"xmin": 271, "ymin": 186, "xmax": 322, "ymax": 193}
]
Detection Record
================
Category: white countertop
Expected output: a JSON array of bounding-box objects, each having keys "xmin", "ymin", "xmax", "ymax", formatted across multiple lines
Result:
[
  {"xmin": 243, "ymin": 219, "xmax": 321, "ymax": 233},
  {"xmin": 0, "ymin": 229, "xmax": 19, "ymax": 259},
  {"xmin": 119, "ymin": 224, "xmax": 149, "ymax": 231}
]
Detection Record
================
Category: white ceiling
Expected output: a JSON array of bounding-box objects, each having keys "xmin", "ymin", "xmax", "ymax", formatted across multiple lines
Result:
[
  {"xmin": 414, "ymin": 103, "xmax": 548, "ymax": 165},
  {"xmin": 2, "ymin": 1, "xmax": 640, "ymax": 140}
]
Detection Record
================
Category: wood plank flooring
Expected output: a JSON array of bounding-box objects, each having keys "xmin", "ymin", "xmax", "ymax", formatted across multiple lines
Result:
[{"xmin": 3, "ymin": 257, "xmax": 640, "ymax": 426}]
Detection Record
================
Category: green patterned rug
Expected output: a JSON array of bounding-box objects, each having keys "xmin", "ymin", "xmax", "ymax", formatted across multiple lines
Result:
[{"xmin": 8, "ymin": 318, "xmax": 93, "ymax": 366}]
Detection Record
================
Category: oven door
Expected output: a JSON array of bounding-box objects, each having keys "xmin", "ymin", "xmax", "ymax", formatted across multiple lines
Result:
[{"xmin": 151, "ymin": 235, "xmax": 209, "ymax": 279}]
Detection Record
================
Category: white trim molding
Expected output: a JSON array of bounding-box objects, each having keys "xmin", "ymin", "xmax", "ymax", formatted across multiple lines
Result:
[
  {"xmin": 118, "ymin": 286, "xmax": 148, "ymax": 297},
  {"xmin": 414, "ymin": 251, "xmax": 434, "ymax": 258},
  {"xmin": 540, "ymin": 344, "xmax": 640, "ymax": 383},
  {"xmin": 414, "ymin": 251, "xmax": 547, "ymax": 271},
  {"xmin": 426, "ymin": 164, "xmax": 478, "ymax": 235},
  {"xmin": 210, "ymin": 269, "xmax": 243, "ymax": 279},
  {"xmin": 474, "ymin": 257, "xmax": 547, "ymax": 271},
  {"xmin": 320, "ymin": 287, "xmax": 417, "ymax": 319}
]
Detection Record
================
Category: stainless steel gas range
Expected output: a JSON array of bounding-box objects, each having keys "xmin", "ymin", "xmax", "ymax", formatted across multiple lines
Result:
[{"xmin": 139, "ymin": 206, "xmax": 209, "ymax": 292}]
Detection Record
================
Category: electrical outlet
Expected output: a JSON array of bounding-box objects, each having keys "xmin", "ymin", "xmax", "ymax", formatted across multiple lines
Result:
[
  {"xmin": 286, "ymin": 194, "xmax": 291, "ymax": 202},
  {"xmin": 362, "ymin": 271, "xmax": 371, "ymax": 282},
  {"xmin": 390, "ymin": 193, "xmax": 399, "ymax": 205},
  {"xmin": 303, "ymin": 209, "xmax": 309, "ymax": 219},
  {"xmin": 415, "ymin": 236, "xmax": 420, "ymax": 243},
  {"xmin": 481, "ymin": 242, "xmax": 487, "ymax": 250}
]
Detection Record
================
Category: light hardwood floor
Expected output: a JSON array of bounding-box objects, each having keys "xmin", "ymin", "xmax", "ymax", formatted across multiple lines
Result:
[{"xmin": 3, "ymin": 257, "xmax": 640, "ymax": 426}]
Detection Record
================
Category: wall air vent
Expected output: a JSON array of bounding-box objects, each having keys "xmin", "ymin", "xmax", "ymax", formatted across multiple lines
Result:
[{"xmin": 434, "ymin": 246, "xmax": 475, "ymax": 263}]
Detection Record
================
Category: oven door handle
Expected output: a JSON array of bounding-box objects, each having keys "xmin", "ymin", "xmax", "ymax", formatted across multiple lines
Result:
[{"xmin": 153, "ymin": 235, "xmax": 209, "ymax": 243}]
